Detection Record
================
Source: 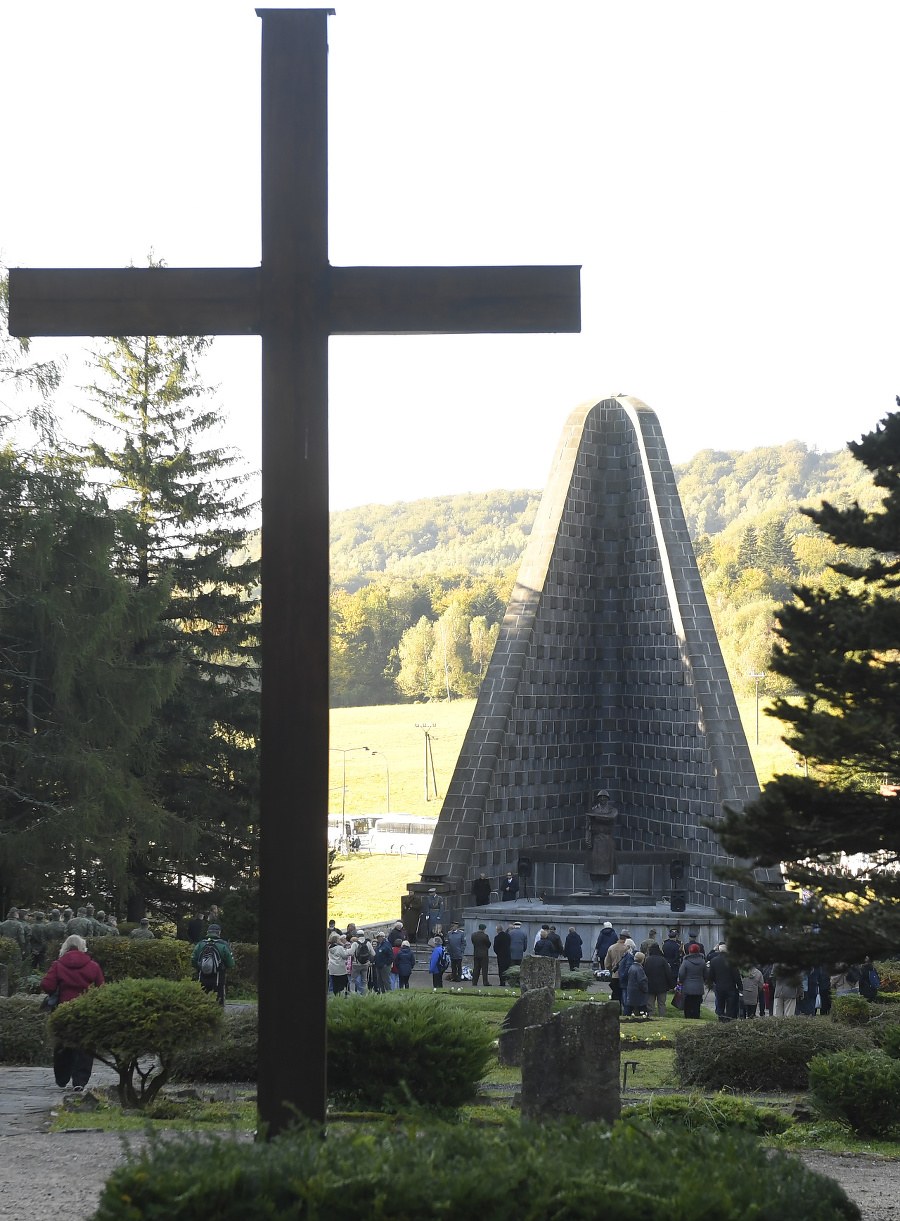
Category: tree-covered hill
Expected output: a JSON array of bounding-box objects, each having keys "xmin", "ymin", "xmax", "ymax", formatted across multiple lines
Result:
[{"xmin": 326, "ymin": 439, "xmax": 880, "ymax": 707}]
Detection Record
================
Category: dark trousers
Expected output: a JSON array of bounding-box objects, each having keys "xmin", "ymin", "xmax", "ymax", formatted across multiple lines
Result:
[
  {"xmin": 609, "ymin": 978, "xmax": 622, "ymax": 1005},
  {"xmin": 201, "ymin": 973, "xmax": 226, "ymax": 1005},
  {"xmin": 431, "ymin": 973, "xmax": 443, "ymax": 988},
  {"xmin": 567, "ymin": 957, "xmax": 580, "ymax": 972},
  {"xmin": 330, "ymin": 974, "xmax": 349, "ymax": 995},
  {"xmin": 54, "ymin": 1045, "xmax": 93, "ymax": 1088},
  {"xmin": 398, "ymin": 975, "xmax": 411, "ymax": 989},
  {"xmin": 472, "ymin": 957, "xmax": 490, "ymax": 985},
  {"xmin": 497, "ymin": 961, "xmax": 511, "ymax": 986},
  {"xmin": 451, "ymin": 957, "xmax": 463, "ymax": 982},
  {"xmin": 683, "ymin": 993, "xmax": 702, "ymax": 1019},
  {"xmin": 715, "ymin": 985, "xmax": 739, "ymax": 1021}
]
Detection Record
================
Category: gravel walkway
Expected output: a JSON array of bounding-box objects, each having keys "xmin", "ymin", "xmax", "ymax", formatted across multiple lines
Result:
[{"xmin": 1, "ymin": 1066, "xmax": 898, "ymax": 1220}]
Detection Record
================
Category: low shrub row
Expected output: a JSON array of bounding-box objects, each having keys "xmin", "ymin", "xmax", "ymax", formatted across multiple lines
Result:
[
  {"xmin": 170, "ymin": 1008, "xmax": 258, "ymax": 1083},
  {"xmin": 500, "ymin": 965, "xmax": 591, "ymax": 990},
  {"xmin": 622, "ymin": 1093, "xmax": 791, "ymax": 1135},
  {"xmin": 675, "ymin": 1016, "xmax": 870, "ymax": 1091},
  {"xmin": 92, "ymin": 1117, "xmax": 859, "ymax": 1221},
  {"xmin": 82, "ymin": 938, "xmax": 258, "ymax": 995}
]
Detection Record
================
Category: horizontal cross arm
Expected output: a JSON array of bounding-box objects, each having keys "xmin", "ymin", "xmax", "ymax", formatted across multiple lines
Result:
[
  {"xmin": 328, "ymin": 265, "xmax": 581, "ymax": 335},
  {"xmin": 7, "ymin": 267, "xmax": 261, "ymax": 337}
]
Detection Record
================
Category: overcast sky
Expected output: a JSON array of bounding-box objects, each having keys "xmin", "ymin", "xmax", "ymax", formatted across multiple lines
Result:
[{"xmin": 2, "ymin": 1, "xmax": 898, "ymax": 512}]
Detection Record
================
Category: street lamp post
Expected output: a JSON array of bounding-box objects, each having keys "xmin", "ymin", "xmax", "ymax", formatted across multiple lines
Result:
[
  {"xmin": 370, "ymin": 750, "xmax": 390, "ymax": 814},
  {"xmin": 748, "ymin": 672, "xmax": 765, "ymax": 745},
  {"xmin": 329, "ymin": 746, "xmax": 369, "ymax": 823}
]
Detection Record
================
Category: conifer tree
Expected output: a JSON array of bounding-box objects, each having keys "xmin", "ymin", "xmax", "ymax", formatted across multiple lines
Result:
[
  {"xmin": 82, "ymin": 325, "xmax": 260, "ymax": 920},
  {"xmin": 736, "ymin": 525, "xmax": 759, "ymax": 569},
  {"xmin": 758, "ymin": 517, "xmax": 798, "ymax": 575},
  {"xmin": 717, "ymin": 406, "xmax": 900, "ymax": 965}
]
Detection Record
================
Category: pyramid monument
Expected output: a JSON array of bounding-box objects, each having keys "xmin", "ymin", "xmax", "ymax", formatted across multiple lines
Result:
[{"xmin": 409, "ymin": 397, "xmax": 773, "ymax": 933}]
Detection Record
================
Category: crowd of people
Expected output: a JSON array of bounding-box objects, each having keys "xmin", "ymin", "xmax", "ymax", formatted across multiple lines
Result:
[{"xmin": 595, "ymin": 923, "xmax": 880, "ymax": 1019}]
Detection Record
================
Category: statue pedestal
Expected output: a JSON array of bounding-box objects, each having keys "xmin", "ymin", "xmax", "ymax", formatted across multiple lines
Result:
[{"xmin": 461, "ymin": 899, "xmax": 724, "ymax": 964}]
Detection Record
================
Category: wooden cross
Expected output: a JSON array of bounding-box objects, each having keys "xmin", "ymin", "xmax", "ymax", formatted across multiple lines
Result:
[{"xmin": 8, "ymin": 8, "xmax": 580, "ymax": 1133}]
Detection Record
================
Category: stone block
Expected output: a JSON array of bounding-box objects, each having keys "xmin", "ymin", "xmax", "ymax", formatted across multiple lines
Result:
[
  {"xmin": 520, "ymin": 954, "xmax": 561, "ymax": 992},
  {"xmin": 497, "ymin": 985, "xmax": 554, "ymax": 1067},
  {"xmin": 521, "ymin": 1000, "xmax": 621, "ymax": 1123}
]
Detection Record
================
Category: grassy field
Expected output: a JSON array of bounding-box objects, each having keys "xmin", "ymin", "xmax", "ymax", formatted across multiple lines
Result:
[{"xmin": 327, "ymin": 693, "xmax": 797, "ymax": 921}]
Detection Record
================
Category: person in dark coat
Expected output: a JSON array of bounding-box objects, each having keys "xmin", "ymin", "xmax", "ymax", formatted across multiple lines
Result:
[
  {"xmin": 186, "ymin": 912, "xmax": 205, "ymax": 943},
  {"xmin": 547, "ymin": 926, "xmax": 564, "ymax": 957},
  {"xmin": 677, "ymin": 943, "xmax": 709, "ymax": 1019},
  {"xmin": 662, "ymin": 928, "xmax": 683, "ymax": 973},
  {"xmin": 493, "ymin": 924, "xmax": 512, "ymax": 985},
  {"xmin": 625, "ymin": 951, "xmax": 649, "ymax": 1015},
  {"xmin": 508, "ymin": 923, "xmax": 528, "ymax": 966},
  {"xmin": 500, "ymin": 873, "xmax": 519, "ymax": 902},
  {"xmin": 471, "ymin": 923, "xmax": 492, "ymax": 985},
  {"xmin": 41, "ymin": 935, "xmax": 105, "ymax": 1090},
  {"xmin": 533, "ymin": 929, "xmax": 557, "ymax": 957},
  {"xmin": 707, "ymin": 943, "xmax": 741, "ymax": 1021},
  {"xmin": 395, "ymin": 940, "xmax": 416, "ymax": 988},
  {"xmin": 643, "ymin": 943, "xmax": 674, "ymax": 1017},
  {"xmin": 428, "ymin": 941, "xmax": 445, "ymax": 988},
  {"xmin": 471, "ymin": 873, "xmax": 492, "ymax": 905},
  {"xmin": 594, "ymin": 922, "xmax": 617, "ymax": 964},
  {"xmin": 617, "ymin": 942, "xmax": 636, "ymax": 1015},
  {"xmin": 563, "ymin": 927, "xmax": 583, "ymax": 971}
]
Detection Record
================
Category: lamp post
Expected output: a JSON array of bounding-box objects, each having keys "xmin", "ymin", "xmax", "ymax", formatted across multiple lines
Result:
[
  {"xmin": 329, "ymin": 746, "xmax": 369, "ymax": 823},
  {"xmin": 369, "ymin": 750, "xmax": 391, "ymax": 813},
  {"xmin": 748, "ymin": 672, "xmax": 765, "ymax": 745}
]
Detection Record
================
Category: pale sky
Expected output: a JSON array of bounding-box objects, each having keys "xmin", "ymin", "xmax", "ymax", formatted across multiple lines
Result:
[{"xmin": 2, "ymin": 1, "xmax": 898, "ymax": 513}]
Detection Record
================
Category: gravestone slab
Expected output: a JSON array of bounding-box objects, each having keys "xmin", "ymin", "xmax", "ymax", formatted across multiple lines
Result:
[
  {"xmin": 520, "ymin": 955, "xmax": 561, "ymax": 992},
  {"xmin": 498, "ymin": 985, "xmax": 554, "ymax": 1067},
  {"xmin": 521, "ymin": 1001, "xmax": 620, "ymax": 1123}
]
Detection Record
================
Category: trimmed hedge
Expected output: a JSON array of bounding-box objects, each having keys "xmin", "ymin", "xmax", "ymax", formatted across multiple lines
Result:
[
  {"xmin": 91, "ymin": 1117, "xmax": 860, "ymax": 1221},
  {"xmin": 621, "ymin": 1093, "xmax": 791, "ymax": 1135},
  {"xmin": 0, "ymin": 996, "xmax": 52, "ymax": 1065},
  {"xmin": 170, "ymin": 1008, "xmax": 258, "ymax": 1082},
  {"xmin": 328, "ymin": 993, "xmax": 494, "ymax": 1110},
  {"xmin": 809, "ymin": 1051, "xmax": 900, "ymax": 1138},
  {"xmin": 880, "ymin": 1025, "xmax": 900, "ymax": 1060},
  {"xmin": 830, "ymin": 994, "xmax": 872, "ymax": 1026},
  {"xmin": 85, "ymin": 937, "xmax": 193, "ymax": 982},
  {"xmin": 49, "ymin": 978, "xmax": 223, "ymax": 1108},
  {"xmin": 229, "ymin": 943, "xmax": 258, "ymax": 996},
  {"xmin": 675, "ymin": 1017, "xmax": 871, "ymax": 1092}
]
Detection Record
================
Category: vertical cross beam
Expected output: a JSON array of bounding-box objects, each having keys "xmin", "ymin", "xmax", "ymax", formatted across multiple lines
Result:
[{"xmin": 257, "ymin": 8, "xmax": 331, "ymax": 1132}]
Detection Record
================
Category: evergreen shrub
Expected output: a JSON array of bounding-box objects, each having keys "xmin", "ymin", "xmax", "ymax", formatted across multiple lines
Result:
[
  {"xmin": 327, "ymin": 993, "xmax": 494, "ymax": 1110},
  {"xmin": 675, "ymin": 1017, "xmax": 870, "ymax": 1091},
  {"xmin": 229, "ymin": 943, "xmax": 258, "ymax": 996},
  {"xmin": 170, "ymin": 1008, "xmax": 258, "ymax": 1082},
  {"xmin": 830, "ymin": 994, "xmax": 872, "ymax": 1026},
  {"xmin": 49, "ymin": 978, "xmax": 222, "ymax": 1107},
  {"xmin": 559, "ymin": 969, "xmax": 593, "ymax": 991},
  {"xmin": 621, "ymin": 1092, "xmax": 791, "ymax": 1135},
  {"xmin": 503, "ymin": 965, "xmax": 521, "ymax": 987},
  {"xmin": 877, "ymin": 992, "xmax": 900, "ymax": 1004},
  {"xmin": 808, "ymin": 1051, "xmax": 900, "ymax": 1137},
  {"xmin": 91, "ymin": 1117, "xmax": 859, "ymax": 1221},
  {"xmin": 85, "ymin": 937, "xmax": 193, "ymax": 982},
  {"xmin": 874, "ymin": 960, "xmax": 900, "ymax": 994},
  {"xmin": 880, "ymin": 1025, "xmax": 900, "ymax": 1060},
  {"xmin": 0, "ymin": 996, "xmax": 52, "ymax": 1064}
]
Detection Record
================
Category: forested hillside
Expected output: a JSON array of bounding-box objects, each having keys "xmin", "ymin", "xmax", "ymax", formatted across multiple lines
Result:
[{"xmin": 328, "ymin": 440, "xmax": 881, "ymax": 706}]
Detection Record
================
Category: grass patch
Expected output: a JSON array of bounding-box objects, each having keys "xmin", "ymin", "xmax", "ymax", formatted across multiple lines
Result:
[
  {"xmin": 772, "ymin": 1120, "xmax": 900, "ymax": 1158},
  {"xmin": 480, "ymin": 1065, "xmax": 522, "ymax": 1086},
  {"xmin": 620, "ymin": 1047, "xmax": 677, "ymax": 1089},
  {"xmin": 50, "ymin": 1096, "xmax": 256, "ymax": 1132}
]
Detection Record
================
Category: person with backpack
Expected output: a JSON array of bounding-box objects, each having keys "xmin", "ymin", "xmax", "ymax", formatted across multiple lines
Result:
[
  {"xmin": 191, "ymin": 923, "xmax": 235, "ymax": 1006},
  {"xmin": 858, "ymin": 958, "xmax": 880, "ymax": 1002},
  {"xmin": 429, "ymin": 939, "xmax": 449, "ymax": 988},
  {"xmin": 350, "ymin": 934, "xmax": 373, "ymax": 995}
]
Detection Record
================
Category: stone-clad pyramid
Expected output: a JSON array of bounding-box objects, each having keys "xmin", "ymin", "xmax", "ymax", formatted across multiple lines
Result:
[{"xmin": 415, "ymin": 397, "xmax": 764, "ymax": 917}]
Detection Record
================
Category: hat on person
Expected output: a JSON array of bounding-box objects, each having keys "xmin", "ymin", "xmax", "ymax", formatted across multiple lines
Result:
[
  {"xmin": 140, "ymin": 917, "xmax": 150, "ymax": 925},
  {"xmin": 688, "ymin": 943, "xmax": 702, "ymax": 954},
  {"xmin": 618, "ymin": 930, "xmax": 628, "ymax": 939},
  {"xmin": 603, "ymin": 921, "xmax": 612, "ymax": 929},
  {"xmin": 208, "ymin": 923, "xmax": 221, "ymax": 934},
  {"xmin": 376, "ymin": 932, "xmax": 385, "ymax": 940},
  {"xmin": 668, "ymin": 928, "xmax": 678, "ymax": 936},
  {"xmin": 401, "ymin": 940, "xmax": 410, "ymax": 947},
  {"xmin": 428, "ymin": 887, "xmax": 436, "ymax": 893},
  {"xmin": 478, "ymin": 923, "xmax": 486, "ymax": 930},
  {"xmin": 688, "ymin": 929, "xmax": 699, "ymax": 938}
]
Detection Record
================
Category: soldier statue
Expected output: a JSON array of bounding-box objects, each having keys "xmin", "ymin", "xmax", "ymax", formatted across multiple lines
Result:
[{"xmin": 585, "ymin": 790, "xmax": 618, "ymax": 894}]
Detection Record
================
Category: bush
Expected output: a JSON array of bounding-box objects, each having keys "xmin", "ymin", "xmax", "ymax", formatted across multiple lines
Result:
[
  {"xmin": 830, "ymin": 994, "xmax": 872, "ymax": 1026},
  {"xmin": 809, "ymin": 1051, "xmax": 900, "ymax": 1138},
  {"xmin": 559, "ymin": 969, "xmax": 594, "ymax": 991},
  {"xmin": 881, "ymin": 1025, "xmax": 900, "ymax": 1060},
  {"xmin": 621, "ymin": 1092, "xmax": 791, "ymax": 1135},
  {"xmin": 327, "ymin": 993, "xmax": 495, "ymax": 1110},
  {"xmin": 91, "ymin": 1116, "xmax": 859, "ymax": 1221},
  {"xmin": 877, "ymin": 991, "xmax": 900, "ymax": 1004},
  {"xmin": 85, "ymin": 937, "xmax": 193, "ymax": 982},
  {"xmin": 874, "ymin": 960, "xmax": 900, "ymax": 994},
  {"xmin": 503, "ymin": 965, "xmax": 521, "ymax": 987},
  {"xmin": 229, "ymin": 943, "xmax": 258, "ymax": 996},
  {"xmin": 675, "ymin": 1017, "xmax": 871, "ymax": 1092},
  {"xmin": 0, "ymin": 935, "xmax": 24, "ymax": 993},
  {"xmin": 170, "ymin": 1008, "xmax": 258, "ymax": 1082},
  {"xmin": 0, "ymin": 996, "xmax": 52, "ymax": 1064},
  {"xmin": 49, "ymin": 978, "xmax": 223, "ymax": 1108}
]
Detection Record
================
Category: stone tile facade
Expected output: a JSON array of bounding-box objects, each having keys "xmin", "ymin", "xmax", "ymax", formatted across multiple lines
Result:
[{"xmin": 416, "ymin": 397, "xmax": 764, "ymax": 918}]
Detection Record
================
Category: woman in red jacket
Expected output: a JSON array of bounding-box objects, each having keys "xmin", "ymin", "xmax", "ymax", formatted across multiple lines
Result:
[{"xmin": 41, "ymin": 934, "xmax": 105, "ymax": 1091}]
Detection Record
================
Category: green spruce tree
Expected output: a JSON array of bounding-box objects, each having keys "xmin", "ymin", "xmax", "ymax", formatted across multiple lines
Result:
[
  {"xmin": 736, "ymin": 525, "xmax": 760, "ymax": 570},
  {"xmin": 717, "ymin": 405, "xmax": 900, "ymax": 965},
  {"xmin": 758, "ymin": 517, "xmax": 798, "ymax": 575},
  {"xmin": 82, "ymin": 325, "xmax": 260, "ymax": 921}
]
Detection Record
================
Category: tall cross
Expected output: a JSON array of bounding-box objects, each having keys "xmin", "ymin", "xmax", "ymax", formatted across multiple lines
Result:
[{"xmin": 8, "ymin": 8, "xmax": 580, "ymax": 1132}]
